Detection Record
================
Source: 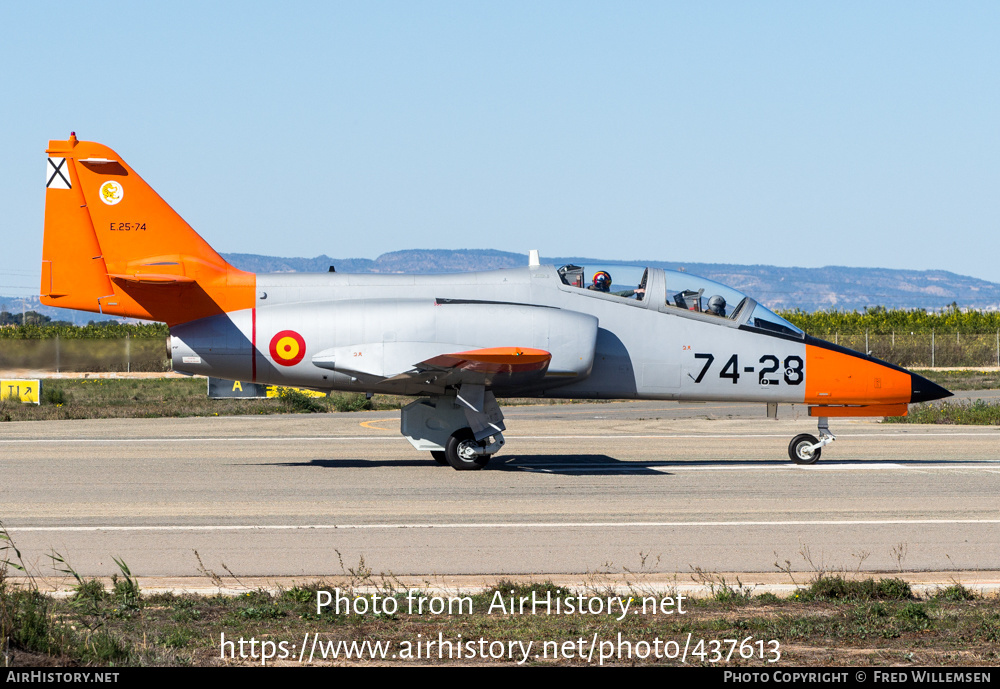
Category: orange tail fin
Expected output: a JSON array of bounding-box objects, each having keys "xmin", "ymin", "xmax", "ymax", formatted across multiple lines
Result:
[{"xmin": 41, "ymin": 134, "xmax": 254, "ymax": 325}]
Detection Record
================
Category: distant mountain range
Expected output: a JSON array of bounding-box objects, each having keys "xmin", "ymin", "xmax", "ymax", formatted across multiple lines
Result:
[
  {"xmin": 6, "ymin": 249, "xmax": 998, "ymax": 321},
  {"xmin": 222, "ymin": 250, "xmax": 1000, "ymax": 312}
]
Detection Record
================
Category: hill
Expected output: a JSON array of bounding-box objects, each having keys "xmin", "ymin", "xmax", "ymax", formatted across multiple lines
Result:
[
  {"xmin": 8, "ymin": 250, "xmax": 997, "ymax": 319},
  {"xmin": 221, "ymin": 250, "xmax": 1000, "ymax": 312}
]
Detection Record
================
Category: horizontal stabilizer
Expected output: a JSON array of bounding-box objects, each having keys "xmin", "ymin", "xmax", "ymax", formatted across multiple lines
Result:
[{"xmin": 109, "ymin": 273, "xmax": 196, "ymax": 285}]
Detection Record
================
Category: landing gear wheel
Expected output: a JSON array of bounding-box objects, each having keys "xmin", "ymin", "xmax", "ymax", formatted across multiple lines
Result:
[
  {"xmin": 788, "ymin": 433, "xmax": 821, "ymax": 464},
  {"xmin": 445, "ymin": 429, "xmax": 491, "ymax": 471},
  {"xmin": 431, "ymin": 451, "xmax": 448, "ymax": 465}
]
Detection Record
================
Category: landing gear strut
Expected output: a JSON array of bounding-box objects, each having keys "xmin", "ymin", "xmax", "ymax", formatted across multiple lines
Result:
[
  {"xmin": 401, "ymin": 384, "xmax": 506, "ymax": 471},
  {"xmin": 788, "ymin": 417, "xmax": 835, "ymax": 464}
]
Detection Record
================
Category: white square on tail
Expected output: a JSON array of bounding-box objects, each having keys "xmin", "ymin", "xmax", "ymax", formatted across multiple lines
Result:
[{"xmin": 46, "ymin": 158, "xmax": 71, "ymax": 189}]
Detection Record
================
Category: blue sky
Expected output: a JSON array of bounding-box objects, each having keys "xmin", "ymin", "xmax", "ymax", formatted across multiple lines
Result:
[{"xmin": 2, "ymin": 1, "xmax": 998, "ymax": 298}]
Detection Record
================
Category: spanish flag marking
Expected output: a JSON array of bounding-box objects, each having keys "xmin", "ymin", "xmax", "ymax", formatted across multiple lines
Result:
[{"xmin": 269, "ymin": 330, "xmax": 306, "ymax": 366}]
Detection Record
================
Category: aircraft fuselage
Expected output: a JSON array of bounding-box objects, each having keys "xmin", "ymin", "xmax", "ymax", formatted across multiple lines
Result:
[{"xmin": 169, "ymin": 265, "xmax": 945, "ymax": 410}]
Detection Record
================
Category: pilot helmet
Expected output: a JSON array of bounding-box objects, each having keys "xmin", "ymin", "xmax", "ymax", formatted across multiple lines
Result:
[
  {"xmin": 708, "ymin": 295, "xmax": 727, "ymax": 314},
  {"xmin": 593, "ymin": 271, "xmax": 612, "ymax": 291}
]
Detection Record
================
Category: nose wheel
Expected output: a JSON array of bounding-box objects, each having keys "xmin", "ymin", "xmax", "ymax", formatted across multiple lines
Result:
[
  {"xmin": 788, "ymin": 417, "xmax": 835, "ymax": 464},
  {"xmin": 788, "ymin": 434, "xmax": 821, "ymax": 463}
]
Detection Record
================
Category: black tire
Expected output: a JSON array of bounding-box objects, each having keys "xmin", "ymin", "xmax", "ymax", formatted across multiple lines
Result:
[
  {"xmin": 431, "ymin": 451, "xmax": 448, "ymax": 465},
  {"xmin": 788, "ymin": 433, "xmax": 821, "ymax": 464},
  {"xmin": 445, "ymin": 429, "xmax": 490, "ymax": 471}
]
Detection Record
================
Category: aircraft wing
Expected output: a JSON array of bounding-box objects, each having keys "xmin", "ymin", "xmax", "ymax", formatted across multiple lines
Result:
[
  {"xmin": 403, "ymin": 346, "xmax": 552, "ymax": 388},
  {"xmin": 313, "ymin": 343, "xmax": 551, "ymax": 390}
]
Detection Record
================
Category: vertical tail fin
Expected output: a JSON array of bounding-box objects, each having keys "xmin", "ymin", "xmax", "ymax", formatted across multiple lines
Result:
[{"xmin": 41, "ymin": 134, "xmax": 254, "ymax": 325}]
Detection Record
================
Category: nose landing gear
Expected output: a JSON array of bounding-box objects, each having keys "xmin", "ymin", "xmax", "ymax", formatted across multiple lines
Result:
[{"xmin": 788, "ymin": 417, "xmax": 835, "ymax": 464}]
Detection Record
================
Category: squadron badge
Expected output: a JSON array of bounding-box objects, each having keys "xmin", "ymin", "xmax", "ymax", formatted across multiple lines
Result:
[{"xmin": 99, "ymin": 180, "xmax": 124, "ymax": 205}]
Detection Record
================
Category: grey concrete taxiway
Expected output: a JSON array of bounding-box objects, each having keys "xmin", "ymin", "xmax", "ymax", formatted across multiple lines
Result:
[{"xmin": 1, "ymin": 400, "xmax": 998, "ymax": 580}]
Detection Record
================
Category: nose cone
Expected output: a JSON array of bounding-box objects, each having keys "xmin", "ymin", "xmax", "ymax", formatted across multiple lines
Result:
[{"xmin": 910, "ymin": 372, "xmax": 952, "ymax": 403}]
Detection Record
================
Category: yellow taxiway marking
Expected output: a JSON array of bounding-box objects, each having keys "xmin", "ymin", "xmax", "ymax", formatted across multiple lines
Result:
[{"xmin": 359, "ymin": 419, "xmax": 396, "ymax": 431}]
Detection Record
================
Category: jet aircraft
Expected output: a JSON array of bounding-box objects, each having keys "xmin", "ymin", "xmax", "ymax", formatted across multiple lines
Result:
[{"xmin": 40, "ymin": 135, "xmax": 952, "ymax": 469}]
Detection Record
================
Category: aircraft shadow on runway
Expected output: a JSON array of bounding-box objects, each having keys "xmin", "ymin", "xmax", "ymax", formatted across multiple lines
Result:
[
  {"xmin": 244, "ymin": 459, "xmax": 440, "ymax": 468},
  {"xmin": 492, "ymin": 454, "xmax": 671, "ymax": 475},
  {"xmin": 499, "ymin": 457, "xmax": 1000, "ymax": 472},
  {"xmin": 238, "ymin": 456, "xmax": 999, "ymax": 474},
  {"xmin": 239, "ymin": 455, "xmax": 672, "ymax": 474}
]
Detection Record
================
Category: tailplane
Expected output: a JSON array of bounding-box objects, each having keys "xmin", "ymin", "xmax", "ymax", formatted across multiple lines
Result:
[{"xmin": 41, "ymin": 134, "xmax": 254, "ymax": 325}]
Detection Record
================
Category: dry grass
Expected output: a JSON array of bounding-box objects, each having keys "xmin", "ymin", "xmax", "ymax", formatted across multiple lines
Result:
[
  {"xmin": 0, "ymin": 378, "xmax": 606, "ymax": 422},
  {"xmin": 885, "ymin": 399, "xmax": 1000, "ymax": 425},
  {"xmin": 4, "ymin": 571, "xmax": 997, "ymax": 667},
  {"xmin": 5, "ymin": 526, "xmax": 998, "ymax": 667},
  {"xmin": 913, "ymin": 369, "xmax": 1000, "ymax": 390}
]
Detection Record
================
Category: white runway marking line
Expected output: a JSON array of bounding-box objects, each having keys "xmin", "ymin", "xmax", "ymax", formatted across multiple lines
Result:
[
  {"xmin": 9, "ymin": 519, "xmax": 1000, "ymax": 533},
  {"xmin": 0, "ymin": 437, "xmax": 400, "ymax": 444},
  {"xmin": 2, "ymin": 431, "xmax": 1000, "ymax": 444},
  {"xmin": 508, "ymin": 433, "xmax": 1000, "ymax": 439},
  {"xmin": 516, "ymin": 463, "xmax": 1000, "ymax": 472}
]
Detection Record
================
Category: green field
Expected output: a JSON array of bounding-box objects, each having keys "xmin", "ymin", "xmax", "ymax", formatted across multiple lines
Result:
[{"xmin": 4, "ymin": 307, "xmax": 1000, "ymax": 370}]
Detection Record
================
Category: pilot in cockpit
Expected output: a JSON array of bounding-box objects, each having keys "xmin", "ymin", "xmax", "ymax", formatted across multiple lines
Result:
[
  {"xmin": 707, "ymin": 295, "xmax": 727, "ymax": 317},
  {"xmin": 588, "ymin": 271, "xmax": 645, "ymax": 299}
]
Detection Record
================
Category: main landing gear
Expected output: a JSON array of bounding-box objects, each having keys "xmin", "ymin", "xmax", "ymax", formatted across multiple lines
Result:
[
  {"xmin": 401, "ymin": 384, "xmax": 505, "ymax": 471},
  {"xmin": 788, "ymin": 416, "xmax": 835, "ymax": 465}
]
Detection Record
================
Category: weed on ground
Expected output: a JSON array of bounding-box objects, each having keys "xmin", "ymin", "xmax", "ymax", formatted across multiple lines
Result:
[
  {"xmin": 0, "ymin": 378, "xmax": 608, "ymax": 422},
  {"xmin": 4, "ymin": 564, "xmax": 999, "ymax": 667},
  {"xmin": 885, "ymin": 399, "xmax": 1000, "ymax": 425},
  {"xmin": 912, "ymin": 369, "xmax": 1000, "ymax": 391}
]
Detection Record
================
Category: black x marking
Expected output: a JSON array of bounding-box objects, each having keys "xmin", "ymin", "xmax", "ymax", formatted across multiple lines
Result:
[{"xmin": 46, "ymin": 158, "xmax": 71, "ymax": 188}]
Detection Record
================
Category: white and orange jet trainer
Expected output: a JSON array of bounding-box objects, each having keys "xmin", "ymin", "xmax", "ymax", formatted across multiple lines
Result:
[{"xmin": 41, "ymin": 135, "xmax": 951, "ymax": 469}]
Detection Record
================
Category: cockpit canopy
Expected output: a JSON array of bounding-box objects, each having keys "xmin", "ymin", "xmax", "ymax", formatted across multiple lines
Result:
[
  {"xmin": 557, "ymin": 263, "xmax": 803, "ymax": 338},
  {"xmin": 557, "ymin": 264, "xmax": 648, "ymax": 297},
  {"xmin": 661, "ymin": 268, "xmax": 802, "ymax": 336}
]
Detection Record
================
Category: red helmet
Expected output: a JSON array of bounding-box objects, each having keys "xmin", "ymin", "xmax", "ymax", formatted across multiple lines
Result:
[{"xmin": 592, "ymin": 271, "xmax": 611, "ymax": 290}]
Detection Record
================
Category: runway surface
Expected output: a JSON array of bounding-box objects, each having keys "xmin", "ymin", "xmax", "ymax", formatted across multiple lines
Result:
[{"xmin": 1, "ymin": 399, "xmax": 998, "ymax": 579}]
